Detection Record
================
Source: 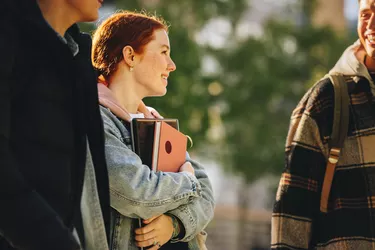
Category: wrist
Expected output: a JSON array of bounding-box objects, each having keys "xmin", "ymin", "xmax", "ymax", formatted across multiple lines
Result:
[{"xmin": 169, "ymin": 215, "xmax": 181, "ymax": 239}]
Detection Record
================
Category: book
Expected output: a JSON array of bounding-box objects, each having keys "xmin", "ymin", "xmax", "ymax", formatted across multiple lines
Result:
[
  {"xmin": 130, "ymin": 118, "xmax": 185, "ymax": 172},
  {"xmin": 151, "ymin": 121, "xmax": 187, "ymax": 172}
]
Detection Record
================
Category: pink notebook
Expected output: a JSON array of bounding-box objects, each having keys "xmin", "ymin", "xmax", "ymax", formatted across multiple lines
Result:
[{"xmin": 152, "ymin": 121, "xmax": 187, "ymax": 172}]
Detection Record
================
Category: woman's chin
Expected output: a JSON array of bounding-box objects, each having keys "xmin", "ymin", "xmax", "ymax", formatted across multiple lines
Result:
[{"xmin": 148, "ymin": 89, "xmax": 167, "ymax": 97}]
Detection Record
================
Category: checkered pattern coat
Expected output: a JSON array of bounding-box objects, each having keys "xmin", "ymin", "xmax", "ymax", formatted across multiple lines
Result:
[{"xmin": 272, "ymin": 42, "xmax": 375, "ymax": 250}]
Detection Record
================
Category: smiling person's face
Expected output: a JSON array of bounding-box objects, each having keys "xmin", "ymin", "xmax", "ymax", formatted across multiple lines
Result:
[
  {"xmin": 132, "ymin": 29, "xmax": 177, "ymax": 97},
  {"xmin": 358, "ymin": 0, "xmax": 375, "ymax": 58}
]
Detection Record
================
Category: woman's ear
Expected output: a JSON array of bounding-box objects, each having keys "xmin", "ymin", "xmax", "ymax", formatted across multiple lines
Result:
[{"xmin": 122, "ymin": 46, "xmax": 136, "ymax": 68}]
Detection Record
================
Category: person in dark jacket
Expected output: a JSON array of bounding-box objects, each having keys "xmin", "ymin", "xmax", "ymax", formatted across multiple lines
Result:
[{"xmin": 0, "ymin": 0, "xmax": 110, "ymax": 249}]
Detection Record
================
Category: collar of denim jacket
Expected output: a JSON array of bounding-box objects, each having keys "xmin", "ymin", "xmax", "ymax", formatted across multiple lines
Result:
[{"xmin": 97, "ymin": 82, "xmax": 154, "ymax": 122}]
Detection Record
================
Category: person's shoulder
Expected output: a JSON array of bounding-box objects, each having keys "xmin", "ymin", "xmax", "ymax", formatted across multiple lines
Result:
[
  {"xmin": 307, "ymin": 74, "xmax": 355, "ymax": 110},
  {"xmin": 288, "ymin": 77, "xmax": 337, "ymax": 139},
  {"xmin": 294, "ymin": 77, "xmax": 334, "ymax": 118},
  {"xmin": 309, "ymin": 77, "xmax": 335, "ymax": 105},
  {"xmin": 99, "ymin": 106, "xmax": 129, "ymax": 133},
  {"xmin": 100, "ymin": 105, "xmax": 116, "ymax": 124}
]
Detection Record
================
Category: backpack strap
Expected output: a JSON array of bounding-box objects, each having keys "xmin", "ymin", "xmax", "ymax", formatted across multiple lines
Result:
[{"xmin": 320, "ymin": 74, "xmax": 349, "ymax": 213}]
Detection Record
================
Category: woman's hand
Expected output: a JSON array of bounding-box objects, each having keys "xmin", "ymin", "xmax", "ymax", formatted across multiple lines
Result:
[
  {"xmin": 135, "ymin": 214, "xmax": 174, "ymax": 249},
  {"xmin": 147, "ymin": 107, "xmax": 163, "ymax": 119},
  {"xmin": 179, "ymin": 161, "xmax": 194, "ymax": 175}
]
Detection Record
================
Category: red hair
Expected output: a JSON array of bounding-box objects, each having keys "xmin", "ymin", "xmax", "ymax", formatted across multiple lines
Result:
[{"xmin": 92, "ymin": 11, "xmax": 168, "ymax": 80}]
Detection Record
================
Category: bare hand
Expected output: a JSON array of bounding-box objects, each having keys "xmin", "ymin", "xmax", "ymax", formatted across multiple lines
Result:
[
  {"xmin": 135, "ymin": 214, "xmax": 174, "ymax": 249},
  {"xmin": 178, "ymin": 161, "xmax": 194, "ymax": 175},
  {"xmin": 147, "ymin": 107, "xmax": 164, "ymax": 119}
]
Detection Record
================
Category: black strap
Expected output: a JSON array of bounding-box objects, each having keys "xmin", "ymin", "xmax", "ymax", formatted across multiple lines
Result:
[
  {"xmin": 320, "ymin": 74, "xmax": 350, "ymax": 213},
  {"xmin": 328, "ymin": 74, "xmax": 349, "ymax": 149}
]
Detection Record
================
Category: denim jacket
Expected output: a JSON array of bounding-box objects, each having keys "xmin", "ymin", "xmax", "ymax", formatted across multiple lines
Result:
[
  {"xmin": 80, "ymin": 141, "xmax": 109, "ymax": 250},
  {"xmin": 100, "ymin": 106, "xmax": 215, "ymax": 250}
]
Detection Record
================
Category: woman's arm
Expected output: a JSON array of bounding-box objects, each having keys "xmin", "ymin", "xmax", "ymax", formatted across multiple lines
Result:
[
  {"xmin": 101, "ymin": 109, "xmax": 202, "ymax": 219},
  {"xmin": 166, "ymin": 154, "xmax": 215, "ymax": 242},
  {"xmin": 135, "ymin": 155, "xmax": 215, "ymax": 244}
]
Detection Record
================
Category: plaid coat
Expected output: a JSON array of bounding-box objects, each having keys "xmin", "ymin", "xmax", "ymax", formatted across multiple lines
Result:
[{"xmin": 272, "ymin": 41, "xmax": 375, "ymax": 250}]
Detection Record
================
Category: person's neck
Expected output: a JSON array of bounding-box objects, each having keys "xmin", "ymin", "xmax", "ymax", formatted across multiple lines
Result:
[
  {"xmin": 37, "ymin": 0, "xmax": 76, "ymax": 36},
  {"xmin": 365, "ymin": 54, "xmax": 375, "ymax": 73},
  {"xmin": 108, "ymin": 72, "xmax": 144, "ymax": 114}
]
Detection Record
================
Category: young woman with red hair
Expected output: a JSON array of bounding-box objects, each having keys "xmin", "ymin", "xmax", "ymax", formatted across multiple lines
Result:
[{"xmin": 91, "ymin": 11, "xmax": 214, "ymax": 250}]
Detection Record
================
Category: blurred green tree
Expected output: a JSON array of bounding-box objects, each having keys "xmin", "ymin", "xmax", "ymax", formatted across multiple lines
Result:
[{"xmin": 212, "ymin": 0, "xmax": 356, "ymax": 183}]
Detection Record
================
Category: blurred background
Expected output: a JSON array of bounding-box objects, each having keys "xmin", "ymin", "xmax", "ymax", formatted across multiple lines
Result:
[{"xmin": 81, "ymin": 0, "xmax": 359, "ymax": 249}]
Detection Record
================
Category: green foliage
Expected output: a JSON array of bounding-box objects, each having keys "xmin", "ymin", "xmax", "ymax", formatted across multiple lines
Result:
[
  {"xmin": 216, "ymin": 6, "xmax": 356, "ymax": 182},
  {"xmin": 78, "ymin": 22, "xmax": 96, "ymax": 34}
]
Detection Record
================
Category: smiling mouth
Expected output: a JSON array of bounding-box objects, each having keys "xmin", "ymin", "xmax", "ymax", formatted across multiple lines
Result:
[{"xmin": 161, "ymin": 76, "xmax": 168, "ymax": 86}]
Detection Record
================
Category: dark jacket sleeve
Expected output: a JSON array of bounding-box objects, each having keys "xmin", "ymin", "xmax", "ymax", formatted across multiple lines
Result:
[{"xmin": 0, "ymin": 6, "xmax": 81, "ymax": 250}]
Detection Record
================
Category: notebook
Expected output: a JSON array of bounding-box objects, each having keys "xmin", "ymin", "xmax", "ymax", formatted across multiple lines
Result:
[
  {"xmin": 130, "ymin": 118, "xmax": 186, "ymax": 172},
  {"xmin": 151, "ymin": 121, "xmax": 187, "ymax": 172}
]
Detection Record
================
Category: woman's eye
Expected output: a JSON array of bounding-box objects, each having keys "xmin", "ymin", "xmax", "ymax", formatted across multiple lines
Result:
[
  {"xmin": 162, "ymin": 51, "xmax": 168, "ymax": 54},
  {"xmin": 361, "ymin": 13, "xmax": 371, "ymax": 19}
]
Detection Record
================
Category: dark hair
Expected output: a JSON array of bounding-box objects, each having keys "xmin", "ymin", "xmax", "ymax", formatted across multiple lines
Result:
[{"xmin": 92, "ymin": 11, "xmax": 168, "ymax": 79}]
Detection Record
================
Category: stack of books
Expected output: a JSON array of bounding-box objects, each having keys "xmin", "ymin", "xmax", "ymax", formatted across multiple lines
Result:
[{"xmin": 130, "ymin": 118, "xmax": 187, "ymax": 173}]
